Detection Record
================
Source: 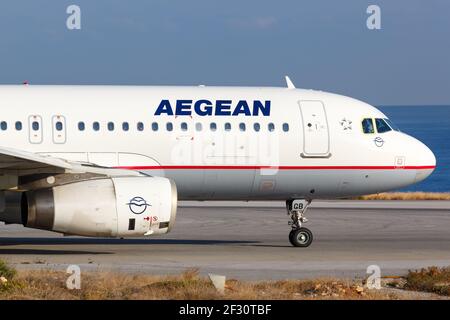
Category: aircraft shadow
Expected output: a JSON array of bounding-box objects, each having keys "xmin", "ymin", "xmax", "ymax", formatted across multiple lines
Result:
[
  {"xmin": 0, "ymin": 237, "xmax": 259, "ymax": 246},
  {"xmin": 247, "ymin": 244, "xmax": 295, "ymax": 248},
  {"xmin": 0, "ymin": 248, "xmax": 111, "ymax": 255}
]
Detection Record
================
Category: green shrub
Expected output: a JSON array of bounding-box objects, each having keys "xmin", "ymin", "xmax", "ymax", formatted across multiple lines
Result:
[
  {"xmin": 0, "ymin": 259, "xmax": 17, "ymax": 280},
  {"xmin": 405, "ymin": 266, "xmax": 450, "ymax": 296}
]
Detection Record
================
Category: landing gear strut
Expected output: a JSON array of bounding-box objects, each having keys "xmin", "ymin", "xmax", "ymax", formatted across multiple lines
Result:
[{"xmin": 286, "ymin": 199, "xmax": 313, "ymax": 247}]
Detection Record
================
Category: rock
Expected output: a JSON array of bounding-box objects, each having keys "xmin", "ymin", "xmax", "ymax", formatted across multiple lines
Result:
[
  {"xmin": 355, "ymin": 286, "xmax": 364, "ymax": 293},
  {"xmin": 0, "ymin": 276, "xmax": 7, "ymax": 284},
  {"xmin": 208, "ymin": 274, "xmax": 226, "ymax": 294}
]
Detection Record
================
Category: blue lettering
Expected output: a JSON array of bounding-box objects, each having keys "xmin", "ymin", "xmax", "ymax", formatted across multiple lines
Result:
[
  {"xmin": 154, "ymin": 100, "xmax": 174, "ymax": 116},
  {"xmin": 155, "ymin": 99, "xmax": 271, "ymax": 116},
  {"xmin": 253, "ymin": 100, "xmax": 271, "ymax": 116},
  {"xmin": 232, "ymin": 100, "xmax": 251, "ymax": 116},
  {"xmin": 175, "ymin": 100, "xmax": 192, "ymax": 116},
  {"xmin": 215, "ymin": 100, "xmax": 232, "ymax": 116},
  {"xmin": 194, "ymin": 100, "xmax": 213, "ymax": 116}
]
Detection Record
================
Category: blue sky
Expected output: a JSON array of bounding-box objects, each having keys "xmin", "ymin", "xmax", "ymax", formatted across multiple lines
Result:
[{"xmin": 0, "ymin": 0, "xmax": 448, "ymax": 105}]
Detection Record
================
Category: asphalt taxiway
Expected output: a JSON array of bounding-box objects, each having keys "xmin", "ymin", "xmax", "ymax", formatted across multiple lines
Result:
[{"xmin": 1, "ymin": 201, "xmax": 450, "ymax": 280}]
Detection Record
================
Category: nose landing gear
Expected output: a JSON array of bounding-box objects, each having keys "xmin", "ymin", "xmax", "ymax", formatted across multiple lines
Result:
[{"xmin": 287, "ymin": 199, "xmax": 313, "ymax": 247}]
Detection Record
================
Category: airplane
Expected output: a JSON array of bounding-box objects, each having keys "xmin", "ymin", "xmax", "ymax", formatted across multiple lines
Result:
[{"xmin": 0, "ymin": 77, "xmax": 436, "ymax": 247}]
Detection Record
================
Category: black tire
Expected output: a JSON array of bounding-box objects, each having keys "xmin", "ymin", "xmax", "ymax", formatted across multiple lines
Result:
[
  {"xmin": 289, "ymin": 227, "xmax": 313, "ymax": 247},
  {"xmin": 289, "ymin": 229, "xmax": 296, "ymax": 246},
  {"xmin": 288, "ymin": 230, "xmax": 296, "ymax": 246}
]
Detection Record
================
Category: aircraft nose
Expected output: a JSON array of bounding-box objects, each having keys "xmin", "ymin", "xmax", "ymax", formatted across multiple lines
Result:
[{"xmin": 414, "ymin": 142, "xmax": 436, "ymax": 183}]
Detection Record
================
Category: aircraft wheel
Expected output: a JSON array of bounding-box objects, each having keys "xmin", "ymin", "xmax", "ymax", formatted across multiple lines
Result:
[
  {"xmin": 288, "ymin": 229, "xmax": 296, "ymax": 245},
  {"xmin": 289, "ymin": 227, "xmax": 313, "ymax": 247}
]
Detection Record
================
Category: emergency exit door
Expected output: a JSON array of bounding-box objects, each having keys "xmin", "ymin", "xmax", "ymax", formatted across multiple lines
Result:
[
  {"xmin": 52, "ymin": 115, "xmax": 67, "ymax": 144},
  {"xmin": 28, "ymin": 115, "xmax": 43, "ymax": 144},
  {"xmin": 299, "ymin": 100, "xmax": 330, "ymax": 157}
]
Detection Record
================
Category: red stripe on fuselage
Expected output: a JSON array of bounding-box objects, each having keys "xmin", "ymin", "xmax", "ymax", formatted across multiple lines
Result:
[{"xmin": 116, "ymin": 165, "xmax": 436, "ymax": 170}]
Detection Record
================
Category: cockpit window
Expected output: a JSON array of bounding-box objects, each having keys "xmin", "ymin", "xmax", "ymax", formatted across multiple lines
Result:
[
  {"xmin": 384, "ymin": 118, "xmax": 400, "ymax": 132},
  {"xmin": 375, "ymin": 118, "xmax": 391, "ymax": 133},
  {"xmin": 362, "ymin": 118, "xmax": 375, "ymax": 134}
]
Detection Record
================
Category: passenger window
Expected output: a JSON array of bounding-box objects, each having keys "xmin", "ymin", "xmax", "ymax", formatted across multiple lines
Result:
[
  {"xmin": 56, "ymin": 121, "xmax": 63, "ymax": 131},
  {"xmin": 180, "ymin": 122, "xmax": 187, "ymax": 131},
  {"xmin": 107, "ymin": 122, "xmax": 114, "ymax": 131},
  {"xmin": 93, "ymin": 122, "xmax": 100, "ymax": 131},
  {"xmin": 254, "ymin": 123, "xmax": 260, "ymax": 132},
  {"xmin": 362, "ymin": 118, "xmax": 374, "ymax": 134},
  {"xmin": 152, "ymin": 122, "xmax": 159, "ymax": 131},
  {"xmin": 1, "ymin": 121, "xmax": 7, "ymax": 131},
  {"xmin": 32, "ymin": 121, "xmax": 39, "ymax": 131},
  {"xmin": 166, "ymin": 122, "xmax": 173, "ymax": 131},
  {"xmin": 137, "ymin": 122, "xmax": 144, "ymax": 131},
  {"xmin": 239, "ymin": 123, "xmax": 246, "ymax": 131},
  {"xmin": 268, "ymin": 123, "xmax": 275, "ymax": 132},
  {"xmin": 210, "ymin": 123, "xmax": 217, "ymax": 131},
  {"xmin": 78, "ymin": 122, "xmax": 85, "ymax": 131},
  {"xmin": 375, "ymin": 118, "xmax": 391, "ymax": 133},
  {"xmin": 122, "ymin": 122, "xmax": 129, "ymax": 131},
  {"xmin": 282, "ymin": 123, "xmax": 289, "ymax": 132},
  {"xmin": 196, "ymin": 123, "xmax": 202, "ymax": 131},
  {"xmin": 15, "ymin": 121, "xmax": 22, "ymax": 131},
  {"xmin": 224, "ymin": 123, "xmax": 231, "ymax": 131}
]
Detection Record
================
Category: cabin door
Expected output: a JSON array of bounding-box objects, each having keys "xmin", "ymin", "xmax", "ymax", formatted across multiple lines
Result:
[{"xmin": 298, "ymin": 100, "xmax": 330, "ymax": 157}]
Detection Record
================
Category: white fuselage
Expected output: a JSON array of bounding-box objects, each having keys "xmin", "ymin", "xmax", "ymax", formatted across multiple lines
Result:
[{"xmin": 0, "ymin": 85, "xmax": 436, "ymax": 200}]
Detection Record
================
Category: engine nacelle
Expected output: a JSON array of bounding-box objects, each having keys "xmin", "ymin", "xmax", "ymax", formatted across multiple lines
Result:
[{"xmin": 19, "ymin": 176, "xmax": 177, "ymax": 237}]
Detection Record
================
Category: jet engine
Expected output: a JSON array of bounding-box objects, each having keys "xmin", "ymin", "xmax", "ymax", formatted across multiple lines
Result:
[{"xmin": 1, "ymin": 176, "xmax": 177, "ymax": 237}]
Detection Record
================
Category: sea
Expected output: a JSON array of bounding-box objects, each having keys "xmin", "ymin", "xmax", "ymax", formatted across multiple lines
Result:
[{"xmin": 378, "ymin": 105, "xmax": 450, "ymax": 192}]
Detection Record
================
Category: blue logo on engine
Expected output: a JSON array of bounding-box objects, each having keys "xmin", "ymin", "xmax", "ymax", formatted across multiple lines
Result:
[{"xmin": 127, "ymin": 197, "xmax": 152, "ymax": 215}]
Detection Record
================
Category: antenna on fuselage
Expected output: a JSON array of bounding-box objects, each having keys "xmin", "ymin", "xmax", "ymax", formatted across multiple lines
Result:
[{"xmin": 285, "ymin": 76, "xmax": 295, "ymax": 89}]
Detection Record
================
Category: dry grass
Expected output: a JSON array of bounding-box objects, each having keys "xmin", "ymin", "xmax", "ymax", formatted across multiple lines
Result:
[
  {"xmin": 356, "ymin": 192, "xmax": 450, "ymax": 200},
  {"xmin": 404, "ymin": 266, "xmax": 450, "ymax": 296},
  {"xmin": 0, "ymin": 267, "xmax": 397, "ymax": 300},
  {"xmin": 1, "ymin": 259, "xmax": 449, "ymax": 300}
]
